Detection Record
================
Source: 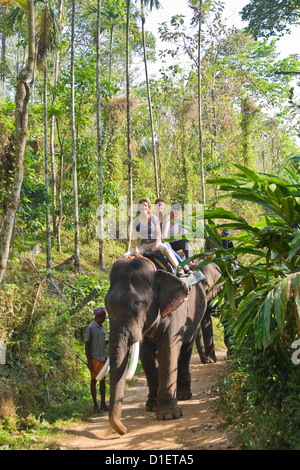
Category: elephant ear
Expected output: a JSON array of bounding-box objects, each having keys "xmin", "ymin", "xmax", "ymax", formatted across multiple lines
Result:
[{"xmin": 155, "ymin": 270, "xmax": 189, "ymax": 318}]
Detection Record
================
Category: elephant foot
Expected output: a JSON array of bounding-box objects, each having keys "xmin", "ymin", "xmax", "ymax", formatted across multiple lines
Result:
[
  {"xmin": 177, "ymin": 390, "xmax": 192, "ymax": 401},
  {"xmin": 156, "ymin": 402, "xmax": 182, "ymax": 421},
  {"xmin": 146, "ymin": 396, "xmax": 157, "ymax": 412},
  {"xmin": 200, "ymin": 354, "xmax": 217, "ymax": 364}
]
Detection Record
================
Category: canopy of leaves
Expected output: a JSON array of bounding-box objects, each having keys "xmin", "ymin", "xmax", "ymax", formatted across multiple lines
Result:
[{"xmin": 241, "ymin": 0, "xmax": 300, "ymax": 39}]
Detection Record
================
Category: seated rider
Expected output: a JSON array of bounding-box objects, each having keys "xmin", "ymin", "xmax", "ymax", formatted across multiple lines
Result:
[
  {"xmin": 154, "ymin": 197, "xmax": 168, "ymax": 233},
  {"xmin": 163, "ymin": 202, "xmax": 194, "ymax": 273},
  {"xmin": 127, "ymin": 198, "xmax": 181, "ymax": 274}
]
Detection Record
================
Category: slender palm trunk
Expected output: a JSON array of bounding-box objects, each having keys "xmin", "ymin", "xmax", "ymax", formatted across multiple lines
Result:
[
  {"xmin": 197, "ymin": 8, "xmax": 205, "ymax": 207},
  {"xmin": 1, "ymin": 34, "xmax": 6, "ymax": 97},
  {"xmin": 96, "ymin": 0, "xmax": 106, "ymax": 271},
  {"xmin": 44, "ymin": 60, "xmax": 52, "ymax": 279},
  {"xmin": 49, "ymin": 0, "xmax": 64, "ymax": 238},
  {"xmin": 109, "ymin": 26, "xmax": 114, "ymax": 83},
  {"xmin": 49, "ymin": 102, "xmax": 57, "ymax": 235},
  {"xmin": 42, "ymin": 0, "xmax": 52, "ymax": 279},
  {"xmin": 0, "ymin": 0, "xmax": 36, "ymax": 284},
  {"xmin": 141, "ymin": 5, "xmax": 159, "ymax": 198},
  {"xmin": 56, "ymin": 119, "xmax": 64, "ymax": 252},
  {"xmin": 49, "ymin": 48, "xmax": 61, "ymax": 238},
  {"xmin": 71, "ymin": 0, "xmax": 80, "ymax": 270},
  {"xmin": 126, "ymin": 0, "xmax": 133, "ymax": 251}
]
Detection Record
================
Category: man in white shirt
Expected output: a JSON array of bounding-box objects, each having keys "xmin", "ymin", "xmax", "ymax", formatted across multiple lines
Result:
[{"xmin": 85, "ymin": 307, "xmax": 109, "ymax": 413}]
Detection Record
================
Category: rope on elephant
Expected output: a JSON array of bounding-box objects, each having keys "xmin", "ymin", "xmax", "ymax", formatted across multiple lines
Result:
[{"xmin": 124, "ymin": 254, "xmax": 157, "ymax": 272}]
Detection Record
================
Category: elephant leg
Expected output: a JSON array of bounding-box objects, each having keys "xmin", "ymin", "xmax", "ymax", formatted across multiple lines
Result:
[
  {"xmin": 140, "ymin": 339, "xmax": 159, "ymax": 411},
  {"xmin": 156, "ymin": 343, "xmax": 182, "ymax": 421},
  {"xmin": 177, "ymin": 342, "xmax": 193, "ymax": 400},
  {"xmin": 197, "ymin": 305, "xmax": 217, "ymax": 363},
  {"xmin": 195, "ymin": 326, "xmax": 207, "ymax": 364}
]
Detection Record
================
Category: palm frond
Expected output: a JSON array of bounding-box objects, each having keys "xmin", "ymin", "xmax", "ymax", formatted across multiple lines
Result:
[
  {"xmin": 0, "ymin": 0, "xmax": 27, "ymax": 10},
  {"xmin": 36, "ymin": 4, "xmax": 57, "ymax": 66}
]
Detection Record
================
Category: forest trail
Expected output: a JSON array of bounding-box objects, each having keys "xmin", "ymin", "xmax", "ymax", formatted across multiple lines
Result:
[{"xmin": 59, "ymin": 350, "xmax": 238, "ymax": 451}]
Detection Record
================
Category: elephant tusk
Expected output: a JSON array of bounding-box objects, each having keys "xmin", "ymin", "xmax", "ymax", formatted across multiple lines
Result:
[
  {"xmin": 96, "ymin": 357, "xmax": 110, "ymax": 381},
  {"xmin": 126, "ymin": 341, "xmax": 140, "ymax": 381}
]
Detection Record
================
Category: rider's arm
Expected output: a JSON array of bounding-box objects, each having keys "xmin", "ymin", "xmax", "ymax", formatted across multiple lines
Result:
[{"xmin": 153, "ymin": 223, "xmax": 161, "ymax": 250}]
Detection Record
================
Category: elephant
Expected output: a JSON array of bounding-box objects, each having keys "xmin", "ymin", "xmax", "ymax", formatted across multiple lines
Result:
[
  {"xmin": 195, "ymin": 262, "xmax": 223, "ymax": 363},
  {"xmin": 102, "ymin": 255, "xmax": 207, "ymax": 436}
]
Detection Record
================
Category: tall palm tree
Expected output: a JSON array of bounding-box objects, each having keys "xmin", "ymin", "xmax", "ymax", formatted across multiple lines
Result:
[
  {"xmin": 140, "ymin": 0, "xmax": 161, "ymax": 198},
  {"xmin": 0, "ymin": 5, "xmax": 7, "ymax": 97},
  {"xmin": 49, "ymin": 0, "xmax": 64, "ymax": 240},
  {"xmin": 38, "ymin": 1, "xmax": 53, "ymax": 279},
  {"xmin": 96, "ymin": 0, "xmax": 106, "ymax": 271},
  {"xmin": 101, "ymin": 0, "xmax": 126, "ymax": 83},
  {"xmin": 126, "ymin": 0, "xmax": 133, "ymax": 251},
  {"xmin": 189, "ymin": 0, "xmax": 206, "ymax": 207},
  {"xmin": 0, "ymin": 0, "xmax": 36, "ymax": 284},
  {"xmin": 70, "ymin": 0, "xmax": 81, "ymax": 271}
]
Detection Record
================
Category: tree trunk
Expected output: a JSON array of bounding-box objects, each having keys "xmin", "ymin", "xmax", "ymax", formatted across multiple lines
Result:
[
  {"xmin": 49, "ymin": 53, "xmax": 59, "ymax": 237},
  {"xmin": 70, "ymin": 0, "xmax": 80, "ymax": 271},
  {"xmin": 56, "ymin": 118, "xmax": 64, "ymax": 252},
  {"xmin": 96, "ymin": 0, "xmax": 106, "ymax": 271},
  {"xmin": 44, "ymin": 61, "xmax": 52, "ymax": 279},
  {"xmin": 141, "ymin": 6, "xmax": 159, "ymax": 198},
  {"xmin": 126, "ymin": 0, "xmax": 133, "ymax": 252},
  {"xmin": 1, "ymin": 33, "xmax": 6, "ymax": 97},
  {"xmin": 0, "ymin": 0, "xmax": 36, "ymax": 284},
  {"xmin": 197, "ymin": 7, "xmax": 205, "ymax": 207},
  {"xmin": 50, "ymin": 0, "xmax": 64, "ymax": 240},
  {"xmin": 109, "ymin": 26, "xmax": 114, "ymax": 84}
]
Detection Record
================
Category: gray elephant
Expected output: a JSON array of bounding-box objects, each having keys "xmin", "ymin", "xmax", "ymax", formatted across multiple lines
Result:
[
  {"xmin": 195, "ymin": 262, "xmax": 223, "ymax": 364},
  {"xmin": 102, "ymin": 256, "xmax": 207, "ymax": 435}
]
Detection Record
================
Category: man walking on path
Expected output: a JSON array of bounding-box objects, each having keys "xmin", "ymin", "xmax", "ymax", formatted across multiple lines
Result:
[{"xmin": 85, "ymin": 307, "xmax": 109, "ymax": 413}]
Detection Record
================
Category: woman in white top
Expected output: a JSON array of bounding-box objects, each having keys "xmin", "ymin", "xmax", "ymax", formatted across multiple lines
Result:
[{"xmin": 129, "ymin": 198, "xmax": 179, "ymax": 270}]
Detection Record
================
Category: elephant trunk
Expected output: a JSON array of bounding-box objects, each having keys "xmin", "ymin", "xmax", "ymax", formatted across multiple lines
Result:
[
  {"xmin": 109, "ymin": 381, "xmax": 127, "ymax": 436},
  {"xmin": 108, "ymin": 338, "xmax": 130, "ymax": 436}
]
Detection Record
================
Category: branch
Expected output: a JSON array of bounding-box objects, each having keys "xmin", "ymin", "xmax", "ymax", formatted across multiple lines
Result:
[
  {"xmin": 275, "ymin": 71, "xmax": 300, "ymax": 75},
  {"xmin": 68, "ymin": 287, "xmax": 101, "ymax": 316}
]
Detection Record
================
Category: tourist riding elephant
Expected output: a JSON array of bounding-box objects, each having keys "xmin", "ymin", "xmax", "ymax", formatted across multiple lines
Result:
[
  {"xmin": 102, "ymin": 256, "xmax": 207, "ymax": 436},
  {"xmin": 195, "ymin": 262, "xmax": 223, "ymax": 363}
]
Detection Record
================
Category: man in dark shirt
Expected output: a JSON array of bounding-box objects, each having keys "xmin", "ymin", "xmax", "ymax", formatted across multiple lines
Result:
[
  {"xmin": 221, "ymin": 228, "xmax": 234, "ymax": 250},
  {"xmin": 85, "ymin": 307, "xmax": 109, "ymax": 413}
]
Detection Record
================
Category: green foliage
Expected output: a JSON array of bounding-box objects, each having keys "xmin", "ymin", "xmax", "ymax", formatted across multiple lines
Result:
[
  {"xmin": 2, "ymin": 0, "xmax": 300, "ymax": 450},
  {"xmin": 204, "ymin": 164, "xmax": 300, "ymax": 448},
  {"xmin": 241, "ymin": 0, "xmax": 300, "ymax": 39},
  {"xmin": 220, "ymin": 338, "xmax": 300, "ymax": 449},
  {"xmin": 0, "ymin": 239, "xmax": 112, "ymax": 448},
  {"xmin": 205, "ymin": 164, "xmax": 300, "ymax": 350}
]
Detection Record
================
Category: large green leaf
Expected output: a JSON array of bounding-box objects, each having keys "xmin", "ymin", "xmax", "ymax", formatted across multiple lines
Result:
[
  {"xmin": 288, "ymin": 231, "xmax": 300, "ymax": 262},
  {"xmin": 233, "ymin": 163, "xmax": 261, "ymax": 182},
  {"xmin": 204, "ymin": 208, "xmax": 247, "ymax": 223}
]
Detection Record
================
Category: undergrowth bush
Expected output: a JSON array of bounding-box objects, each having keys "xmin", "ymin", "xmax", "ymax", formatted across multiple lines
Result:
[
  {"xmin": 0, "ymin": 248, "xmax": 111, "ymax": 448},
  {"xmin": 220, "ymin": 341, "xmax": 300, "ymax": 449},
  {"xmin": 202, "ymin": 164, "xmax": 300, "ymax": 449}
]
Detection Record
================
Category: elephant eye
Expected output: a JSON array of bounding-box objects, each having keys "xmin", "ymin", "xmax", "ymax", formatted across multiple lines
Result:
[{"xmin": 133, "ymin": 299, "xmax": 146, "ymax": 309}]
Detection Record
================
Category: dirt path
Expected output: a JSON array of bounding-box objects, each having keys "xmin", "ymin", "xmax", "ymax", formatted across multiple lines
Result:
[{"xmin": 59, "ymin": 349, "xmax": 237, "ymax": 451}]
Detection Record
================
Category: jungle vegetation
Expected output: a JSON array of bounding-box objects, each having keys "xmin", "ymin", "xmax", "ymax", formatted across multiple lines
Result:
[{"xmin": 0, "ymin": 0, "xmax": 300, "ymax": 449}]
